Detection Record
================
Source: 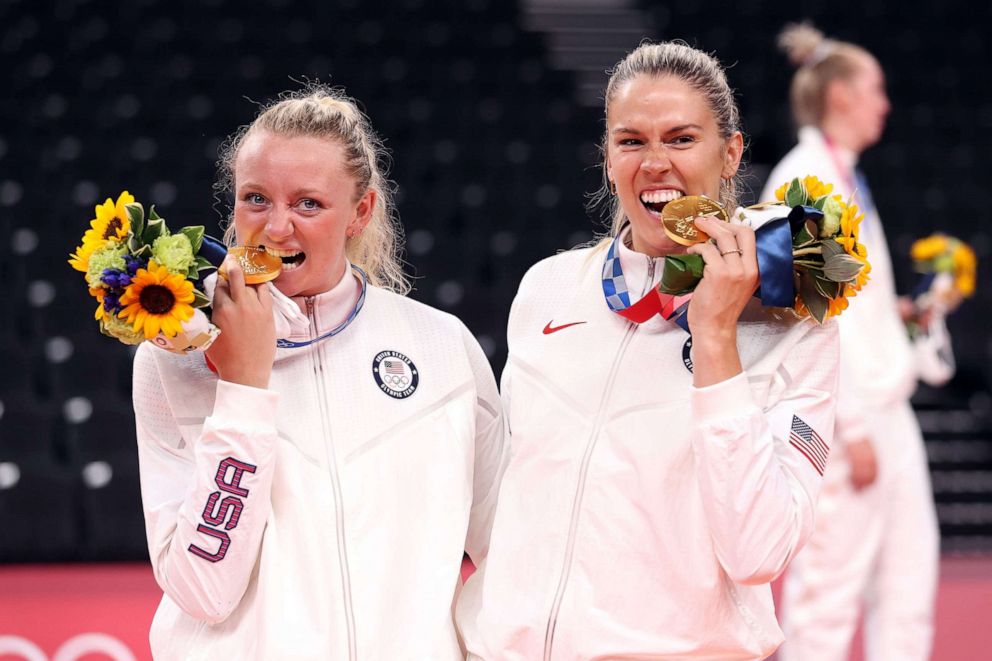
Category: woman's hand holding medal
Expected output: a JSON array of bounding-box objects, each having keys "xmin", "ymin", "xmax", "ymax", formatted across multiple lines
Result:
[
  {"xmin": 665, "ymin": 197, "xmax": 760, "ymax": 386},
  {"xmin": 207, "ymin": 254, "xmax": 277, "ymax": 389}
]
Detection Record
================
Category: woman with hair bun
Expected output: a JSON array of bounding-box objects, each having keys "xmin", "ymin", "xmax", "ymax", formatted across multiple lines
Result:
[
  {"xmin": 457, "ymin": 41, "xmax": 840, "ymax": 660},
  {"xmin": 132, "ymin": 86, "xmax": 506, "ymax": 660},
  {"xmin": 761, "ymin": 23, "xmax": 942, "ymax": 661}
]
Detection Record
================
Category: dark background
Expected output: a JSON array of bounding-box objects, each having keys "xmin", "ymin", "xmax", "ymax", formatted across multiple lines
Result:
[{"xmin": 1, "ymin": 0, "xmax": 990, "ymax": 561}]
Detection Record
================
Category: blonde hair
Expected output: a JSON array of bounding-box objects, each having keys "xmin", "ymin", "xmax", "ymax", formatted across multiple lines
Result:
[
  {"xmin": 778, "ymin": 22, "xmax": 872, "ymax": 127},
  {"xmin": 216, "ymin": 85, "xmax": 409, "ymax": 294},
  {"xmin": 591, "ymin": 41, "xmax": 745, "ymax": 242}
]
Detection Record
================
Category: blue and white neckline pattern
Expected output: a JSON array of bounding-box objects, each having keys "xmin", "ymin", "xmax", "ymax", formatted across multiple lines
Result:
[{"xmin": 601, "ymin": 235, "xmax": 633, "ymax": 313}]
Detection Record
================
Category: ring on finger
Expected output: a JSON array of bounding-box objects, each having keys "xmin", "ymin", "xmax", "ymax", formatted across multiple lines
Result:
[{"xmin": 720, "ymin": 248, "xmax": 743, "ymax": 257}]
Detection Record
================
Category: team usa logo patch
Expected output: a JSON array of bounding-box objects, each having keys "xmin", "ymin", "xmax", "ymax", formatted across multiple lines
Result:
[
  {"xmin": 682, "ymin": 336, "xmax": 693, "ymax": 373},
  {"xmin": 372, "ymin": 350, "xmax": 419, "ymax": 399},
  {"xmin": 789, "ymin": 415, "xmax": 829, "ymax": 475}
]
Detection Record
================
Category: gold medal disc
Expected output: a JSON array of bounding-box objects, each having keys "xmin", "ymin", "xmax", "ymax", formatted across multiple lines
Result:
[
  {"xmin": 660, "ymin": 196, "xmax": 730, "ymax": 246},
  {"xmin": 219, "ymin": 246, "xmax": 283, "ymax": 285}
]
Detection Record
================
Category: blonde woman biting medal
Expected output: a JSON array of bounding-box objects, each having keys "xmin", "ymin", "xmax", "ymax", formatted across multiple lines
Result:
[
  {"xmin": 132, "ymin": 86, "xmax": 506, "ymax": 660},
  {"xmin": 456, "ymin": 42, "xmax": 840, "ymax": 660}
]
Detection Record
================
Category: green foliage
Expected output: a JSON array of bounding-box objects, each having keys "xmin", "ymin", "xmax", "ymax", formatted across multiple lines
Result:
[
  {"xmin": 192, "ymin": 289, "xmax": 211, "ymax": 309},
  {"xmin": 785, "ymin": 178, "xmax": 807, "ymax": 208},
  {"xmin": 658, "ymin": 254, "xmax": 705, "ymax": 296},
  {"xmin": 822, "ymin": 254, "xmax": 865, "ymax": 282},
  {"xmin": 798, "ymin": 273, "xmax": 829, "ymax": 323}
]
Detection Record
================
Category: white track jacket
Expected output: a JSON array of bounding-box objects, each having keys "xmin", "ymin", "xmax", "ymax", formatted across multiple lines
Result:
[
  {"xmin": 457, "ymin": 240, "xmax": 840, "ymax": 660},
  {"xmin": 133, "ymin": 272, "xmax": 505, "ymax": 660}
]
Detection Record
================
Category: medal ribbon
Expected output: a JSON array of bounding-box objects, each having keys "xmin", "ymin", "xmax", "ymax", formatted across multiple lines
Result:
[
  {"xmin": 602, "ymin": 235, "xmax": 691, "ymax": 331},
  {"xmin": 198, "ymin": 238, "xmax": 367, "ymax": 350},
  {"xmin": 276, "ymin": 265, "xmax": 368, "ymax": 348}
]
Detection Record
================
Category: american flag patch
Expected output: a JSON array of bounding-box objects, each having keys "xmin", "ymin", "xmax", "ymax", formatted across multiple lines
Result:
[
  {"xmin": 789, "ymin": 415, "xmax": 829, "ymax": 475},
  {"xmin": 383, "ymin": 360, "xmax": 405, "ymax": 375}
]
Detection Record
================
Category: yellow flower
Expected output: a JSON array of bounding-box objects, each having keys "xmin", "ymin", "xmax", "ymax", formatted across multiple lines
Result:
[
  {"xmin": 956, "ymin": 274, "xmax": 975, "ymax": 297},
  {"xmin": 801, "ymin": 175, "xmax": 833, "ymax": 201},
  {"xmin": 826, "ymin": 294, "xmax": 850, "ymax": 318},
  {"xmin": 775, "ymin": 175, "xmax": 835, "ymax": 204},
  {"xmin": 835, "ymin": 202, "xmax": 864, "ymax": 253},
  {"xmin": 846, "ymin": 242, "xmax": 871, "ymax": 292},
  {"xmin": 68, "ymin": 191, "xmax": 135, "ymax": 272},
  {"xmin": 91, "ymin": 288, "xmax": 107, "ymax": 320},
  {"xmin": 952, "ymin": 244, "xmax": 977, "ymax": 297},
  {"xmin": 911, "ymin": 235, "xmax": 949, "ymax": 262},
  {"xmin": 775, "ymin": 182, "xmax": 788, "ymax": 202},
  {"xmin": 118, "ymin": 260, "xmax": 195, "ymax": 339}
]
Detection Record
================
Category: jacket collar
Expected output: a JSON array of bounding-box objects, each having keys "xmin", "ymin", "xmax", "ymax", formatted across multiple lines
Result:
[
  {"xmin": 799, "ymin": 125, "xmax": 858, "ymax": 171},
  {"xmin": 277, "ymin": 261, "xmax": 362, "ymax": 338},
  {"xmin": 615, "ymin": 225, "xmax": 665, "ymax": 298}
]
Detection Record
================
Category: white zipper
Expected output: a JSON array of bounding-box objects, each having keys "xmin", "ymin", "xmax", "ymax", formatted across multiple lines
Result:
[
  {"xmin": 542, "ymin": 257, "xmax": 657, "ymax": 660},
  {"xmin": 308, "ymin": 296, "xmax": 358, "ymax": 661}
]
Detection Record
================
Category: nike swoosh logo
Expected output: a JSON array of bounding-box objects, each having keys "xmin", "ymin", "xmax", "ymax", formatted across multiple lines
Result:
[{"xmin": 543, "ymin": 321, "xmax": 587, "ymax": 335}]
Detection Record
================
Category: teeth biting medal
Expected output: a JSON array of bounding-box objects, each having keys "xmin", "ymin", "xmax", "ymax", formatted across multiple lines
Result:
[
  {"xmin": 219, "ymin": 246, "xmax": 283, "ymax": 284},
  {"xmin": 660, "ymin": 195, "xmax": 729, "ymax": 246}
]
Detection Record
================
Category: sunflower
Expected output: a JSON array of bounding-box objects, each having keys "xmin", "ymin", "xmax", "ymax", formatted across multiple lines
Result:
[
  {"xmin": 910, "ymin": 235, "xmax": 949, "ymax": 262},
  {"xmin": 68, "ymin": 191, "xmax": 135, "ymax": 272},
  {"xmin": 835, "ymin": 202, "xmax": 864, "ymax": 254},
  {"xmin": 826, "ymin": 294, "xmax": 850, "ymax": 318},
  {"xmin": 118, "ymin": 260, "xmax": 195, "ymax": 338},
  {"xmin": 774, "ymin": 175, "xmax": 835, "ymax": 203},
  {"xmin": 952, "ymin": 243, "xmax": 977, "ymax": 297},
  {"xmin": 91, "ymin": 288, "xmax": 106, "ymax": 320}
]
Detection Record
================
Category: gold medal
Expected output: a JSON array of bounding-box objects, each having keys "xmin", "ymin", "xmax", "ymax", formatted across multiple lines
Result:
[
  {"xmin": 219, "ymin": 246, "xmax": 282, "ymax": 285},
  {"xmin": 660, "ymin": 196, "xmax": 730, "ymax": 246}
]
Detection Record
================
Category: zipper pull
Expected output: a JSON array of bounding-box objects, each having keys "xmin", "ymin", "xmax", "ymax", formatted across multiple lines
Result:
[
  {"xmin": 642, "ymin": 255, "xmax": 657, "ymax": 296},
  {"xmin": 305, "ymin": 296, "xmax": 318, "ymax": 340}
]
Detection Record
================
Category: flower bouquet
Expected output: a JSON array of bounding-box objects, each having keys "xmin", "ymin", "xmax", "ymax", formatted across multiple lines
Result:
[
  {"xmin": 658, "ymin": 175, "xmax": 871, "ymax": 324},
  {"xmin": 68, "ymin": 191, "xmax": 226, "ymax": 353},
  {"xmin": 909, "ymin": 233, "xmax": 976, "ymax": 313}
]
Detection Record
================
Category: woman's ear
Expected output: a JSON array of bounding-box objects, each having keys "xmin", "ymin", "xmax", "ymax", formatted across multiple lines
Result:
[
  {"xmin": 824, "ymin": 78, "xmax": 853, "ymax": 114},
  {"xmin": 349, "ymin": 188, "xmax": 376, "ymax": 236},
  {"xmin": 722, "ymin": 131, "xmax": 744, "ymax": 179}
]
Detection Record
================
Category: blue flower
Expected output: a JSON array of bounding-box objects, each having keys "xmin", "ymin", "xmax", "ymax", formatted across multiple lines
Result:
[
  {"xmin": 124, "ymin": 254, "xmax": 144, "ymax": 276},
  {"xmin": 101, "ymin": 268, "xmax": 132, "ymax": 289},
  {"xmin": 102, "ymin": 290, "xmax": 123, "ymax": 313}
]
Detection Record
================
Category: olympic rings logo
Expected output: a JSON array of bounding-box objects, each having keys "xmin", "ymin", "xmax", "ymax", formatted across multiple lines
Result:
[
  {"xmin": 384, "ymin": 374, "xmax": 410, "ymax": 387},
  {"xmin": 0, "ymin": 633, "xmax": 136, "ymax": 661}
]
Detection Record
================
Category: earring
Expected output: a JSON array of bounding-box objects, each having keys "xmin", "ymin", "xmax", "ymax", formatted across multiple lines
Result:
[{"xmin": 609, "ymin": 180, "xmax": 617, "ymax": 196}]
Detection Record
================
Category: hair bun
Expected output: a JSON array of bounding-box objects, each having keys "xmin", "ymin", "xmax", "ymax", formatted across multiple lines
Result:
[
  {"xmin": 316, "ymin": 96, "xmax": 360, "ymax": 123},
  {"xmin": 778, "ymin": 22, "xmax": 830, "ymax": 67}
]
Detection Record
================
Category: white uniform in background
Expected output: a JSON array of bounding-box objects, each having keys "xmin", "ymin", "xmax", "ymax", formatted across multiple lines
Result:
[
  {"xmin": 762, "ymin": 126, "xmax": 942, "ymax": 661},
  {"xmin": 133, "ymin": 269, "xmax": 506, "ymax": 661},
  {"xmin": 457, "ymin": 229, "xmax": 839, "ymax": 660}
]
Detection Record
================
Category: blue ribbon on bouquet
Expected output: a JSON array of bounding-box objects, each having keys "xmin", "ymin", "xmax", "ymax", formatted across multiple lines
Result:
[
  {"xmin": 750, "ymin": 205, "xmax": 826, "ymax": 308},
  {"xmin": 199, "ymin": 234, "xmax": 229, "ymax": 269}
]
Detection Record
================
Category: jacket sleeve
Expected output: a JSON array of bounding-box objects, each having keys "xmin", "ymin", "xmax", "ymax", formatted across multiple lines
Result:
[
  {"xmin": 690, "ymin": 320, "xmax": 839, "ymax": 586},
  {"xmin": 914, "ymin": 312, "xmax": 955, "ymax": 386},
  {"xmin": 831, "ymin": 320, "xmax": 872, "ymax": 444},
  {"xmin": 461, "ymin": 325, "xmax": 509, "ymax": 564},
  {"xmin": 132, "ymin": 345, "xmax": 279, "ymax": 623}
]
